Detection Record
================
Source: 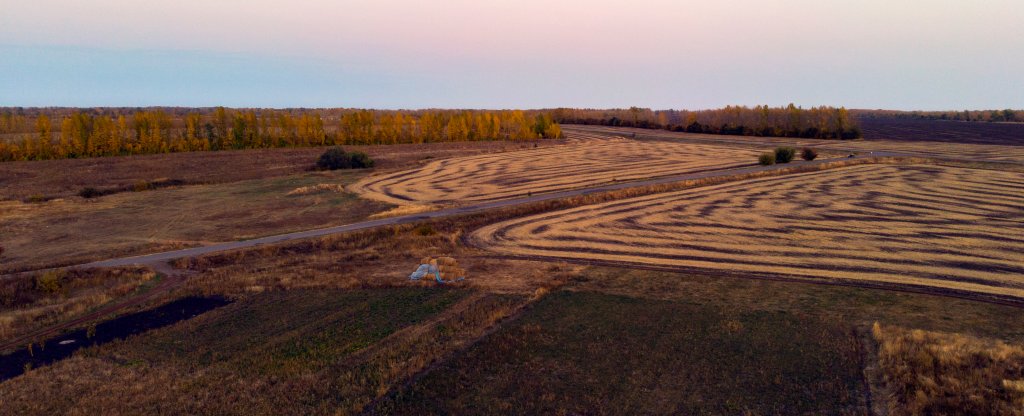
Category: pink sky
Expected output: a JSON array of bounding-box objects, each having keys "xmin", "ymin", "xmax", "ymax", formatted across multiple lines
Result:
[{"xmin": 2, "ymin": 0, "xmax": 1022, "ymax": 108}]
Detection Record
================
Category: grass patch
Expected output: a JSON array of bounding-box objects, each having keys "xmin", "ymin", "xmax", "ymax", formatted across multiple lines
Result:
[
  {"xmin": 375, "ymin": 290, "xmax": 867, "ymax": 415},
  {"xmin": 873, "ymin": 323, "xmax": 1024, "ymax": 415},
  {"xmin": 0, "ymin": 287, "xmax": 528, "ymax": 415},
  {"xmin": 0, "ymin": 170, "xmax": 389, "ymax": 273},
  {"xmin": 0, "ymin": 267, "xmax": 155, "ymax": 341},
  {"xmin": 127, "ymin": 287, "xmax": 467, "ymax": 376}
]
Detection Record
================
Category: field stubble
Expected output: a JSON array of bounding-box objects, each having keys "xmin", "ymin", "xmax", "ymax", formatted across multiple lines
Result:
[
  {"xmin": 471, "ymin": 164, "xmax": 1024, "ymax": 300},
  {"xmin": 349, "ymin": 135, "xmax": 765, "ymax": 205}
]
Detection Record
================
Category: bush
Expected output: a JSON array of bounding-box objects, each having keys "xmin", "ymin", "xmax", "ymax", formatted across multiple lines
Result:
[
  {"xmin": 317, "ymin": 147, "xmax": 351, "ymax": 170},
  {"xmin": 801, "ymin": 147, "xmax": 818, "ymax": 161},
  {"xmin": 79, "ymin": 187, "xmax": 103, "ymax": 199},
  {"xmin": 317, "ymin": 147, "xmax": 375, "ymax": 170},
  {"xmin": 133, "ymin": 180, "xmax": 153, "ymax": 192},
  {"xmin": 35, "ymin": 270, "xmax": 65, "ymax": 295},
  {"xmin": 774, "ymin": 147, "xmax": 796, "ymax": 163},
  {"xmin": 758, "ymin": 153, "xmax": 776, "ymax": 166},
  {"xmin": 348, "ymin": 151, "xmax": 375, "ymax": 169},
  {"xmin": 414, "ymin": 224, "xmax": 436, "ymax": 236}
]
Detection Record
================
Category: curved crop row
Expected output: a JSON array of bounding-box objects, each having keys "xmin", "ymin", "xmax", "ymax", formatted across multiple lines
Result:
[
  {"xmin": 471, "ymin": 165, "xmax": 1024, "ymax": 299},
  {"xmin": 349, "ymin": 134, "xmax": 763, "ymax": 205}
]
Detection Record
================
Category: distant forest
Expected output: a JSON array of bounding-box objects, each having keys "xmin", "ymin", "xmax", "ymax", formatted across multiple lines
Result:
[
  {"xmin": 0, "ymin": 108, "xmax": 563, "ymax": 161},
  {"xmin": 852, "ymin": 109, "xmax": 1021, "ymax": 123},
  {"xmin": 550, "ymin": 105, "xmax": 862, "ymax": 140}
]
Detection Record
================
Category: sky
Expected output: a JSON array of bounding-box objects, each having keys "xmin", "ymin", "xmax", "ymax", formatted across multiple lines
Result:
[{"xmin": 1, "ymin": 0, "xmax": 1022, "ymax": 110}]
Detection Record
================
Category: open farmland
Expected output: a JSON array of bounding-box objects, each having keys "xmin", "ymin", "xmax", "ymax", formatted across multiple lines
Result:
[
  {"xmin": 0, "ymin": 139, "xmax": 565, "ymax": 201},
  {"xmin": 471, "ymin": 164, "xmax": 1024, "ymax": 300},
  {"xmin": 814, "ymin": 139, "xmax": 1024, "ymax": 163},
  {"xmin": 857, "ymin": 117, "xmax": 1024, "ymax": 146},
  {"xmin": 349, "ymin": 135, "xmax": 764, "ymax": 205},
  {"xmin": 566, "ymin": 124, "xmax": 1024, "ymax": 164}
]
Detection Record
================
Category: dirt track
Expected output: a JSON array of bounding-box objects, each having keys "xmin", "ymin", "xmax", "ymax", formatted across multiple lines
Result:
[{"xmin": 6, "ymin": 130, "xmax": 1024, "ymax": 349}]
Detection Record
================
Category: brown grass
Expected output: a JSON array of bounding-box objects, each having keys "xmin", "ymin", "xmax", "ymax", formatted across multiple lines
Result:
[
  {"xmin": 873, "ymin": 322, "xmax": 1024, "ymax": 415},
  {"xmin": 471, "ymin": 164, "xmax": 1024, "ymax": 300},
  {"xmin": 284, "ymin": 183, "xmax": 346, "ymax": 196},
  {"xmin": 0, "ymin": 287, "xmax": 530, "ymax": 415},
  {"xmin": 0, "ymin": 267, "xmax": 155, "ymax": 341},
  {"xmin": 367, "ymin": 204, "xmax": 438, "ymax": 219},
  {"xmin": 0, "ymin": 139, "xmax": 568, "ymax": 201},
  {"xmin": 0, "ymin": 170, "xmax": 390, "ymax": 273}
]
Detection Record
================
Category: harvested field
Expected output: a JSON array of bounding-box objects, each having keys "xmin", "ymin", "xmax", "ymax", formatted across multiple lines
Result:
[
  {"xmin": 857, "ymin": 117, "xmax": 1024, "ymax": 146},
  {"xmin": 814, "ymin": 139, "xmax": 1024, "ymax": 163},
  {"xmin": 349, "ymin": 136, "xmax": 763, "ymax": 205},
  {"xmin": 568, "ymin": 125, "xmax": 1024, "ymax": 163},
  {"xmin": 0, "ymin": 139, "xmax": 566, "ymax": 201},
  {"xmin": 564, "ymin": 125, "xmax": 834, "ymax": 147},
  {"xmin": 471, "ymin": 165, "xmax": 1024, "ymax": 299}
]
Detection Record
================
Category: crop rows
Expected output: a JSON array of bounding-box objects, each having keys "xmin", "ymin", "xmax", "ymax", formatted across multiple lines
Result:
[
  {"xmin": 471, "ymin": 165, "xmax": 1024, "ymax": 299},
  {"xmin": 349, "ymin": 134, "xmax": 762, "ymax": 205},
  {"xmin": 566, "ymin": 125, "xmax": 1024, "ymax": 163}
]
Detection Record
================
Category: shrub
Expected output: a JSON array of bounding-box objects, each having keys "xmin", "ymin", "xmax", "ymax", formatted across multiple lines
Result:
[
  {"xmin": 78, "ymin": 187, "xmax": 103, "ymax": 199},
  {"xmin": 35, "ymin": 270, "xmax": 65, "ymax": 295},
  {"xmin": 316, "ymin": 147, "xmax": 375, "ymax": 170},
  {"xmin": 774, "ymin": 147, "xmax": 796, "ymax": 163},
  {"xmin": 317, "ymin": 147, "xmax": 351, "ymax": 170},
  {"xmin": 25, "ymin": 194, "xmax": 47, "ymax": 203},
  {"xmin": 801, "ymin": 147, "xmax": 818, "ymax": 161},
  {"xmin": 414, "ymin": 224, "xmax": 436, "ymax": 236},
  {"xmin": 348, "ymin": 151, "xmax": 375, "ymax": 169},
  {"xmin": 133, "ymin": 180, "xmax": 153, "ymax": 192},
  {"xmin": 758, "ymin": 153, "xmax": 776, "ymax": 166}
]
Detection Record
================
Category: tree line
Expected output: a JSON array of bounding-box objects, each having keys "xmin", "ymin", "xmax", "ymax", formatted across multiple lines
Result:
[
  {"xmin": 0, "ymin": 108, "xmax": 563, "ymax": 162},
  {"xmin": 549, "ymin": 105, "xmax": 862, "ymax": 139},
  {"xmin": 852, "ymin": 109, "xmax": 1020, "ymax": 123}
]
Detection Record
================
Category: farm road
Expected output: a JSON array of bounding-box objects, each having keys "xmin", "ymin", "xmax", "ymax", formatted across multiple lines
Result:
[
  {"xmin": 2, "ymin": 131, "xmax": 1017, "ymax": 350},
  {"xmin": 78, "ymin": 154, "xmax": 864, "ymax": 269}
]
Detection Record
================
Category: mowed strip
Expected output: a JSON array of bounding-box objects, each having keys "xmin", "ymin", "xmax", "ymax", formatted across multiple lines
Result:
[
  {"xmin": 815, "ymin": 139, "xmax": 1024, "ymax": 163},
  {"xmin": 348, "ymin": 135, "xmax": 762, "ymax": 205},
  {"xmin": 568, "ymin": 125, "xmax": 1024, "ymax": 163},
  {"xmin": 471, "ymin": 165, "xmax": 1024, "ymax": 299}
]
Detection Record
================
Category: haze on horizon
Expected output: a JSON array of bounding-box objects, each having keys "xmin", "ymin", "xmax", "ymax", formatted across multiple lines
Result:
[{"xmin": 1, "ymin": 0, "xmax": 1021, "ymax": 110}]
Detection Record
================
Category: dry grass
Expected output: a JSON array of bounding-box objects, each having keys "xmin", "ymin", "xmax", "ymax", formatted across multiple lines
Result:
[
  {"xmin": 0, "ymin": 170, "xmax": 389, "ymax": 273},
  {"xmin": 872, "ymin": 323, "xmax": 1024, "ymax": 415},
  {"xmin": 0, "ymin": 287, "xmax": 531, "ymax": 415},
  {"xmin": 285, "ymin": 183, "xmax": 346, "ymax": 196},
  {"xmin": 349, "ymin": 134, "xmax": 764, "ymax": 205},
  {"xmin": 0, "ymin": 139, "xmax": 568, "ymax": 201},
  {"xmin": 471, "ymin": 164, "xmax": 1024, "ymax": 300},
  {"xmin": 0, "ymin": 267, "xmax": 155, "ymax": 341},
  {"xmin": 0, "ymin": 138, "xmax": 573, "ymax": 273},
  {"xmin": 368, "ymin": 204, "xmax": 438, "ymax": 219}
]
